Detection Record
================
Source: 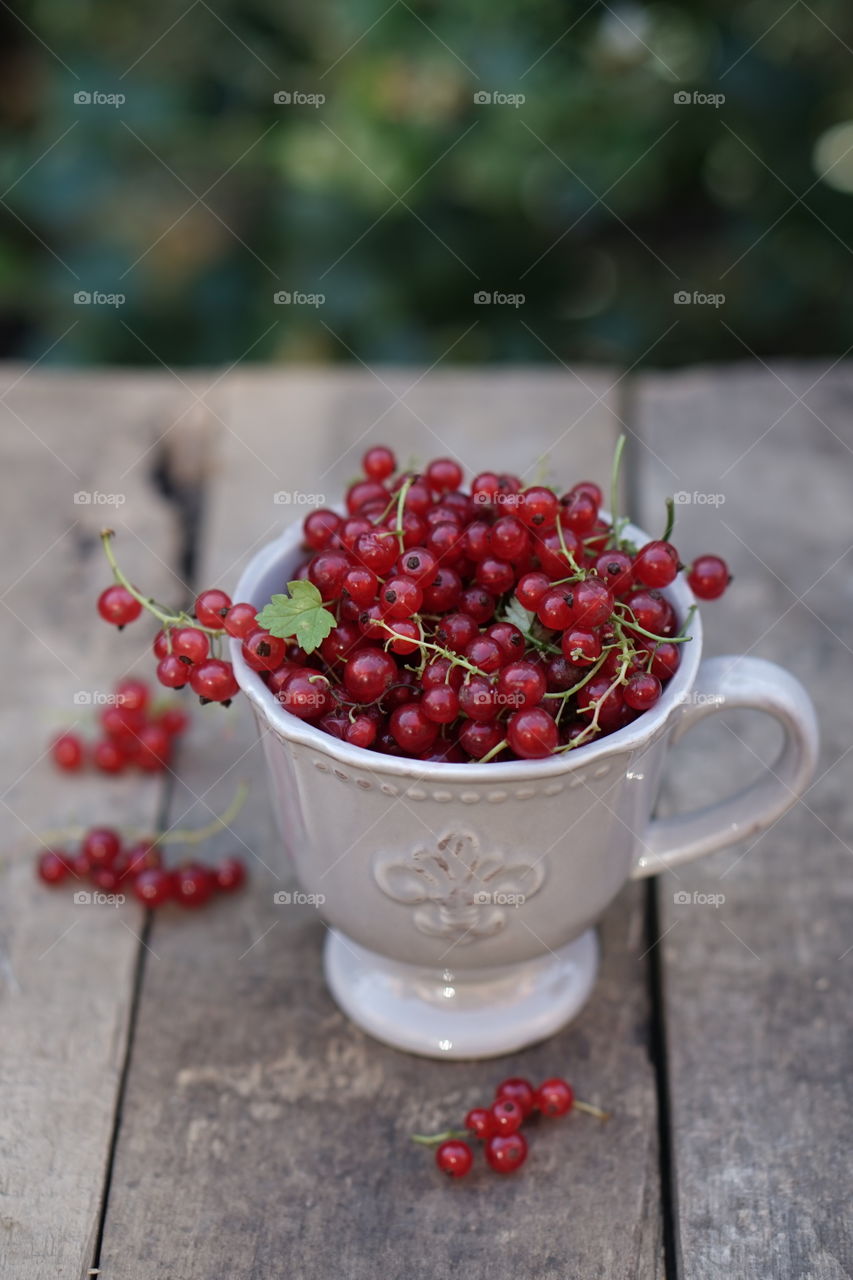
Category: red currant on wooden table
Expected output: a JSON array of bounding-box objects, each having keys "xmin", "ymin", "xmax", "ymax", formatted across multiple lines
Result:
[
  {"xmin": 435, "ymin": 1140, "xmax": 473, "ymax": 1178},
  {"xmin": 484, "ymin": 1132, "xmax": 528, "ymax": 1174}
]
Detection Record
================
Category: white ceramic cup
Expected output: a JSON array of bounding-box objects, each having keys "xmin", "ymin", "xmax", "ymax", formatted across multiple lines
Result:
[{"xmin": 232, "ymin": 518, "xmax": 819, "ymax": 1059}]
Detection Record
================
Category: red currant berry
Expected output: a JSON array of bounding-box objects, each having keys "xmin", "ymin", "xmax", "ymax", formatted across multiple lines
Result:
[
  {"xmin": 343, "ymin": 566, "xmax": 379, "ymax": 607},
  {"xmin": 490, "ymin": 1097, "xmax": 524, "ymax": 1134},
  {"xmin": 157, "ymin": 654, "xmax": 189, "ymax": 689},
  {"xmin": 688, "ymin": 554, "xmax": 730, "ymax": 600},
  {"xmin": 484, "ymin": 1132, "xmax": 527, "ymax": 1174},
  {"xmin": 389, "ymin": 703, "xmax": 438, "ymax": 754},
  {"xmin": 242, "ymin": 629, "xmax": 286, "ymax": 673},
  {"xmin": 114, "ymin": 678, "xmax": 149, "ymax": 714},
  {"xmin": 435, "ymin": 1139, "xmax": 473, "ymax": 1178},
  {"xmin": 37, "ymin": 850, "xmax": 71, "ymax": 884},
  {"xmin": 507, "ymin": 707, "xmax": 558, "ymax": 758},
  {"xmin": 537, "ymin": 589, "xmax": 575, "ymax": 630},
  {"xmin": 171, "ymin": 626, "xmax": 210, "ymax": 665},
  {"xmin": 561, "ymin": 628, "xmax": 602, "ymax": 667},
  {"xmin": 519, "ymin": 485, "xmax": 558, "ymax": 530},
  {"xmin": 355, "ymin": 531, "xmax": 398, "ymax": 576},
  {"xmin": 471, "ymin": 471, "xmax": 500, "ymax": 505},
  {"xmin": 435, "ymin": 613, "xmax": 479, "ymax": 654},
  {"xmin": 82, "ymin": 828, "xmax": 121, "ymax": 867},
  {"xmin": 423, "ymin": 567, "xmax": 463, "ymax": 613},
  {"xmin": 303, "ymin": 509, "xmax": 342, "ymax": 552},
  {"xmin": 486, "ymin": 621, "xmax": 526, "ymax": 663},
  {"xmin": 490, "ymin": 515, "xmax": 531, "ymax": 561},
  {"xmin": 633, "ymin": 540, "xmax": 679, "ymax": 589},
  {"xmin": 595, "ymin": 550, "xmax": 634, "ymax": 596},
  {"xmin": 195, "ymin": 588, "xmax": 231, "ymax": 627},
  {"xmin": 464, "ymin": 1107, "xmax": 495, "ymax": 1140},
  {"xmin": 52, "ymin": 732, "xmax": 84, "ymax": 771},
  {"xmin": 214, "ymin": 857, "xmax": 246, "ymax": 892},
  {"xmin": 644, "ymin": 641, "xmax": 680, "ymax": 681},
  {"xmin": 172, "ymin": 862, "xmax": 215, "ymax": 908},
  {"xmin": 347, "ymin": 479, "xmax": 389, "ymax": 516},
  {"xmin": 125, "ymin": 841, "xmax": 161, "ymax": 876},
  {"xmin": 624, "ymin": 589, "xmax": 668, "ymax": 634},
  {"xmin": 93, "ymin": 739, "xmax": 126, "ymax": 773},
  {"xmin": 189, "ymin": 659, "xmax": 240, "ymax": 704},
  {"xmin": 426, "ymin": 457, "xmax": 463, "ymax": 494},
  {"xmin": 134, "ymin": 723, "xmax": 171, "ymax": 770},
  {"xmin": 308, "ymin": 550, "xmax": 351, "ymax": 601},
  {"xmin": 381, "ymin": 575, "xmax": 423, "ymax": 621},
  {"xmin": 421, "ymin": 684, "xmax": 460, "ymax": 724},
  {"xmin": 497, "ymin": 661, "xmax": 546, "ymax": 710},
  {"xmin": 475, "ymin": 557, "xmax": 515, "ymax": 597},
  {"xmin": 464, "ymin": 635, "xmax": 503, "ymax": 675},
  {"xmin": 132, "ymin": 867, "xmax": 173, "ymax": 907},
  {"xmin": 571, "ymin": 578, "xmax": 613, "ymax": 628},
  {"xmin": 624, "ymin": 671, "xmax": 662, "ymax": 711},
  {"xmin": 397, "ymin": 546, "xmax": 439, "ymax": 587},
  {"xmin": 459, "ymin": 675, "xmax": 498, "ymax": 723},
  {"xmin": 458, "ymin": 719, "xmax": 505, "ymax": 759},
  {"xmin": 345, "ymin": 714, "xmax": 378, "ymax": 749},
  {"xmin": 343, "ymin": 648, "xmax": 398, "ymax": 703},
  {"xmin": 422, "ymin": 657, "xmax": 464, "ymax": 690},
  {"xmin": 495, "ymin": 1077, "xmax": 536, "ymax": 1116},
  {"xmin": 97, "ymin": 585, "xmax": 142, "ymax": 627},
  {"xmin": 464, "ymin": 520, "xmax": 492, "ymax": 562},
  {"xmin": 559, "ymin": 490, "xmax": 598, "ymax": 534},
  {"xmin": 363, "ymin": 445, "xmax": 396, "ymax": 482},
  {"xmin": 516, "ymin": 572, "xmax": 551, "ymax": 610},
  {"xmin": 280, "ymin": 672, "xmax": 333, "ymax": 720},
  {"xmin": 223, "ymin": 602, "xmax": 259, "ymax": 639},
  {"xmin": 534, "ymin": 1077, "xmax": 574, "ymax": 1116}
]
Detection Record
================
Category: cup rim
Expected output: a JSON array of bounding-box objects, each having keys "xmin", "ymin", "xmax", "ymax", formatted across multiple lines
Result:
[{"xmin": 231, "ymin": 513, "xmax": 703, "ymax": 780}]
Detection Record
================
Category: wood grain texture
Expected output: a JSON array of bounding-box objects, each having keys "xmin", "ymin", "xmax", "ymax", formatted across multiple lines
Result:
[
  {"xmin": 0, "ymin": 371, "xmax": 194, "ymax": 1279},
  {"xmin": 633, "ymin": 363, "xmax": 853, "ymax": 1280},
  {"xmin": 98, "ymin": 369, "xmax": 665, "ymax": 1280}
]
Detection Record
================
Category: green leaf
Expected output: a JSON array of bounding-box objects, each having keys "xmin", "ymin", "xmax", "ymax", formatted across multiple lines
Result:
[
  {"xmin": 501, "ymin": 596, "xmax": 536, "ymax": 635},
  {"xmin": 255, "ymin": 581, "xmax": 336, "ymax": 654}
]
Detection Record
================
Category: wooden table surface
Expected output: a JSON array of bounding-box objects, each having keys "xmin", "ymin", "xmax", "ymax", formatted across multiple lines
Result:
[{"xmin": 1, "ymin": 364, "xmax": 850, "ymax": 1280}]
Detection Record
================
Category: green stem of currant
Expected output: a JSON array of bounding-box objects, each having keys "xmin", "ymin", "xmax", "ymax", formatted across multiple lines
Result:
[
  {"xmin": 612, "ymin": 603, "xmax": 693, "ymax": 645},
  {"xmin": 36, "ymin": 781, "xmax": 248, "ymax": 848},
  {"xmin": 542, "ymin": 648, "xmax": 611, "ymax": 701},
  {"xmin": 100, "ymin": 530, "xmax": 223, "ymax": 639},
  {"xmin": 411, "ymin": 1129, "xmax": 472, "ymax": 1146},
  {"xmin": 479, "ymin": 737, "xmax": 508, "ymax": 764},
  {"xmin": 376, "ymin": 620, "xmax": 489, "ymax": 679},
  {"xmin": 394, "ymin": 477, "xmax": 414, "ymax": 553},
  {"xmin": 662, "ymin": 496, "xmax": 675, "ymax": 543}
]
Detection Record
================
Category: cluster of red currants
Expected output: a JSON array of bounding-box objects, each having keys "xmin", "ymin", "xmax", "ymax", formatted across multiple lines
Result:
[
  {"xmin": 97, "ymin": 557, "xmax": 245, "ymax": 705},
  {"xmin": 264, "ymin": 445, "xmax": 729, "ymax": 761},
  {"xmin": 36, "ymin": 826, "xmax": 246, "ymax": 908},
  {"xmin": 418, "ymin": 1075, "xmax": 596, "ymax": 1177},
  {"xmin": 51, "ymin": 678, "xmax": 188, "ymax": 775}
]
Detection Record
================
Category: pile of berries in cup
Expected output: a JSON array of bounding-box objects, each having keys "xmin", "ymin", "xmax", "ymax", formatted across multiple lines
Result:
[
  {"xmin": 51, "ymin": 678, "xmax": 188, "ymax": 775},
  {"xmin": 36, "ymin": 827, "xmax": 246, "ymax": 909},
  {"xmin": 96, "ymin": 441, "xmax": 730, "ymax": 762},
  {"xmin": 414, "ymin": 1075, "xmax": 605, "ymax": 1177}
]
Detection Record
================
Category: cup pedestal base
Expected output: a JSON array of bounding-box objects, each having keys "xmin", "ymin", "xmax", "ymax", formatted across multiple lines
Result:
[{"xmin": 323, "ymin": 928, "xmax": 599, "ymax": 1060}]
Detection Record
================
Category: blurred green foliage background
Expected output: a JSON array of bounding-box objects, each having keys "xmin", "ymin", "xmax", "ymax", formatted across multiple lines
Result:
[{"xmin": 1, "ymin": 0, "xmax": 852, "ymax": 368}]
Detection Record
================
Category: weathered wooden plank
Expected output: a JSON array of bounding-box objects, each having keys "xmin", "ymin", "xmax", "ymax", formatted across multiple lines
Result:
[
  {"xmin": 633, "ymin": 363, "xmax": 853, "ymax": 1279},
  {"xmin": 99, "ymin": 369, "xmax": 664, "ymax": 1279},
  {"xmin": 0, "ymin": 371, "xmax": 195, "ymax": 1280}
]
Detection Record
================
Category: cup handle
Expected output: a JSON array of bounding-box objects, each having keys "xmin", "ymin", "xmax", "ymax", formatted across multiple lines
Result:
[{"xmin": 632, "ymin": 655, "xmax": 819, "ymax": 879}]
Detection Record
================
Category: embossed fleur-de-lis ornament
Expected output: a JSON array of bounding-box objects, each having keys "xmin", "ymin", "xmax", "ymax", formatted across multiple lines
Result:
[{"xmin": 373, "ymin": 832, "xmax": 545, "ymax": 943}]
